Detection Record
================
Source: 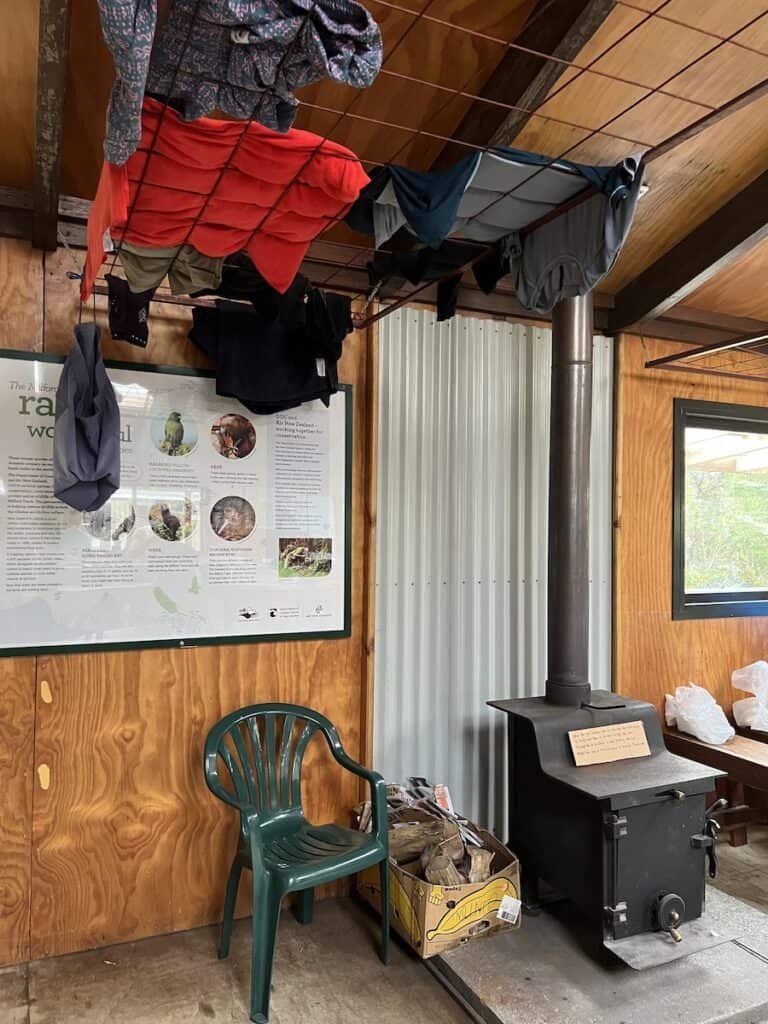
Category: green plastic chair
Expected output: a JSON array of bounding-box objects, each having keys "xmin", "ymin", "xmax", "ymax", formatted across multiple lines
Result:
[{"xmin": 204, "ymin": 703, "xmax": 390, "ymax": 1023}]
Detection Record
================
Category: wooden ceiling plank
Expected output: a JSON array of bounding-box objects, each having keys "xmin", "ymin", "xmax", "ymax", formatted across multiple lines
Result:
[
  {"xmin": 609, "ymin": 167, "xmax": 768, "ymax": 332},
  {"xmin": 430, "ymin": 0, "xmax": 616, "ymax": 169},
  {"xmin": 33, "ymin": 0, "xmax": 72, "ymax": 251}
]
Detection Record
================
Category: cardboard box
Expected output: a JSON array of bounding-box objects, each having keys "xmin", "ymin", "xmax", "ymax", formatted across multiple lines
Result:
[{"xmin": 357, "ymin": 816, "xmax": 521, "ymax": 958}]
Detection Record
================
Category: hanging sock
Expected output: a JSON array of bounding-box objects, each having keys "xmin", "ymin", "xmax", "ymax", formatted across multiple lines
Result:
[
  {"xmin": 436, "ymin": 273, "xmax": 462, "ymax": 322},
  {"xmin": 53, "ymin": 323, "xmax": 121, "ymax": 512},
  {"xmin": 472, "ymin": 234, "xmax": 521, "ymax": 294},
  {"xmin": 305, "ymin": 289, "xmax": 354, "ymax": 361},
  {"xmin": 106, "ymin": 274, "xmax": 154, "ymax": 348}
]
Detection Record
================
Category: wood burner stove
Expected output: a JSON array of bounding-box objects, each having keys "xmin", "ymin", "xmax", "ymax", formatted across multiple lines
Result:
[{"xmin": 490, "ymin": 295, "xmax": 726, "ymax": 968}]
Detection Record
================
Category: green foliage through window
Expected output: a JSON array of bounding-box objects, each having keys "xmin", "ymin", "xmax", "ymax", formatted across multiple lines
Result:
[{"xmin": 684, "ymin": 427, "xmax": 768, "ymax": 594}]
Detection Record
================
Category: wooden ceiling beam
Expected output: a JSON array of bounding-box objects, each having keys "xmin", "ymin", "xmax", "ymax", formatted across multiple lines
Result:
[
  {"xmin": 609, "ymin": 168, "xmax": 768, "ymax": 333},
  {"xmin": 431, "ymin": 0, "xmax": 616, "ymax": 170},
  {"xmin": 32, "ymin": 0, "xmax": 72, "ymax": 251}
]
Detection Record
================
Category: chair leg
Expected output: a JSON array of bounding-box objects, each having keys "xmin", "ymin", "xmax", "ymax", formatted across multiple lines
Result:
[
  {"xmin": 294, "ymin": 887, "xmax": 314, "ymax": 925},
  {"xmin": 250, "ymin": 871, "xmax": 282, "ymax": 1024},
  {"xmin": 378, "ymin": 858, "xmax": 390, "ymax": 965},
  {"xmin": 219, "ymin": 858, "xmax": 243, "ymax": 960}
]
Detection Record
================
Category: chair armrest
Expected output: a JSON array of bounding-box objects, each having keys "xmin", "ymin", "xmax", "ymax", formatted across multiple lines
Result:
[{"xmin": 327, "ymin": 741, "xmax": 388, "ymax": 845}]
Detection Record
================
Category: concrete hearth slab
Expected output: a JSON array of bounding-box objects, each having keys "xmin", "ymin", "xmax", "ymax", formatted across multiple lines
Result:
[{"xmin": 429, "ymin": 887, "xmax": 768, "ymax": 1024}]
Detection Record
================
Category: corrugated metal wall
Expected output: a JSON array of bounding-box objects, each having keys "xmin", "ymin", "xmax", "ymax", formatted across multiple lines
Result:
[{"xmin": 373, "ymin": 307, "xmax": 613, "ymax": 835}]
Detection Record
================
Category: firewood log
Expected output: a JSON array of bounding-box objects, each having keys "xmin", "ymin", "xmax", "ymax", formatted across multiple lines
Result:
[
  {"xmin": 424, "ymin": 852, "xmax": 465, "ymax": 886},
  {"xmin": 467, "ymin": 846, "xmax": 494, "ymax": 883},
  {"xmin": 388, "ymin": 820, "xmax": 445, "ymax": 863},
  {"xmin": 419, "ymin": 833, "xmax": 464, "ymax": 875}
]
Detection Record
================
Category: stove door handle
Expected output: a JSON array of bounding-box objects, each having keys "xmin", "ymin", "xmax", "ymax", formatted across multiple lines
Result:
[
  {"xmin": 704, "ymin": 816, "xmax": 720, "ymax": 879},
  {"xmin": 691, "ymin": 828, "xmax": 719, "ymax": 879}
]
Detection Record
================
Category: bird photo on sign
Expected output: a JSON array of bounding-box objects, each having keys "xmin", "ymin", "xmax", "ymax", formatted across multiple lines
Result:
[
  {"xmin": 150, "ymin": 411, "xmax": 198, "ymax": 457},
  {"xmin": 148, "ymin": 497, "xmax": 198, "ymax": 543},
  {"xmin": 210, "ymin": 413, "xmax": 256, "ymax": 460}
]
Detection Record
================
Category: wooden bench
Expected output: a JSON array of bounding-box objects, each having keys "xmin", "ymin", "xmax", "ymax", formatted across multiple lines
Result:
[{"xmin": 665, "ymin": 730, "xmax": 768, "ymax": 846}]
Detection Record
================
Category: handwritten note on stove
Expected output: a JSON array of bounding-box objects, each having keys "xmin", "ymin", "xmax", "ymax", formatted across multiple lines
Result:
[{"xmin": 568, "ymin": 721, "xmax": 651, "ymax": 766}]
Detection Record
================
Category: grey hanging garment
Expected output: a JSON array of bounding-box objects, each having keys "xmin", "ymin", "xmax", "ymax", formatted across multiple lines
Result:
[
  {"xmin": 53, "ymin": 323, "xmax": 121, "ymax": 511},
  {"xmin": 515, "ymin": 157, "xmax": 644, "ymax": 314}
]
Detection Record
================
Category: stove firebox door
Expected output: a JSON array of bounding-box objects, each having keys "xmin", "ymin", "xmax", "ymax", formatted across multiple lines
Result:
[{"xmin": 603, "ymin": 793, "xmax": 709, "ymax": 940}]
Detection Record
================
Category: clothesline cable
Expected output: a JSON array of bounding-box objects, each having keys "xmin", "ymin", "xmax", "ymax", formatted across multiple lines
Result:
[
  {"xmin": 83, "ymin": 30, "xmax": 765, "ymax": 318},
  {"xmin": 213, "ymin": 0, "xmax": 445, "ymax": 282},
  {"xmin": 102, "ymin": 0, "xmax": 441, "ymax": 294},
  {"xmin": 448, "ymin": 3, "xmax": 768, "ymax": 245},
  {"xmin": 150, "ymin": 23, "xmax": 721, "ymax": 115},
  {"xmin": 90, "ymin": 0, "xmax": 768, "ymax": 327},
  {"xmin": 156, "ymin": 67, "xmax": 657, "ymax": 154},
  {"xmin": 350, "ymin": 68, "xmax": 768, "ymax": 326},
  {"xmin": 615, "ymin": 0, "xmax": 768, "ymax": 56},
  {"xmin": 371, "ymin": 0, "xmax": 768, "ymax": 64},
  {"xmin": 348, "ymin": 7, "xmax": 768, "ymax": 326},
  {"xmin": 108, "ymin": 52, "xmax": 768, "ymax": 294},
  {"xmin": 316, "ymin": 0, "xmax": 682, "ymax": 293}
]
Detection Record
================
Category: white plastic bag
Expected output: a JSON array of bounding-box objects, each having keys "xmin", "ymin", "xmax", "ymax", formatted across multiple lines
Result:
[
  {"xmin": 732, "ymin": 660, "xmax": 768, "ymax": 701},
  {"xmin": 664, "ymin": 683, "xmax": 735, "ymax": 745},
  {"xmin": 732, "ymin": 660, "xmax": 768, "ymax": 731},
  {"xmin": 732, "ymin": 696, "xmax": 768, "ymax": 731}
]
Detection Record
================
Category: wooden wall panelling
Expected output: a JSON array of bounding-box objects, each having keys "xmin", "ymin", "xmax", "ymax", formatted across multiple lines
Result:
[
  {"xmin": 361, "ymin": 318, "xmax": 380, "ymax": 768},
  {"xmin": 614, "ymin": 333, "xmax": 768, "ymax": 716},
  {"xmin": 0, "ymin": 660, "xmax": 36, "ymax": 966},
  {"xmin": 0, "ymin": 236, "xmax": 44, "ymax": 967},
  {"xmin": 0, "ymin": 0, "xmax": 39, "ymax": 192},
  {"xmin": 27, "ymin": 251, "xmax": 373, "ymax": 957},
  {"xmin": 0, "ymin": 238, "xmax": 44, "ymax": 349}
]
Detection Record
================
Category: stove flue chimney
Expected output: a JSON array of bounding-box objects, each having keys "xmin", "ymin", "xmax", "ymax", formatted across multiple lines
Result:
[
  {"xmin": 545, "ymin": 295, "xmax": 593, "ymax": 707},
  {"xmin": 490, "ymin": 294, "xmax": 727, "ymax": 963}
]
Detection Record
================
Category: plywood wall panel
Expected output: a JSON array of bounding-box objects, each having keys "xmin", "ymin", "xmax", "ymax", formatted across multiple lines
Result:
[
  {"xmin": 614, "ymin": 334, "xmax": 768, "ymax": 715},
  {"xmin": 0, "ymin": 0, "xmax": 39, "ymax": 191},
  {"xmin": 0, "ymin": 236, "xmax": 373, "ymax": 962},
  {"xmin": 0, "ymin": 237, "xmax": 46, "ymax": 967},
  {"xmin": 29, "ymin": 641, "xmax": 365, "ymax": 957},
  {"xmin": 0, "ymin": 660, "xmax": 36, "ymax": 966},
  {"xmin": 0, "ymin": 239, "xmax": 44, "ymax": 351}
]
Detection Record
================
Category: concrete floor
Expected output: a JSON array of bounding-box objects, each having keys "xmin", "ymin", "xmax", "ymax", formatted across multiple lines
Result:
[
  {"xmin": 0, "ymin": 900, "xmax": 471, "ymax": 1024},
  {"xmin": 711, "ymin": 825, "xmax": 768, "ymax": 914},
  {"xmin": 2, "ymin": 831, "xmax": 766, "ymax": 1024}
]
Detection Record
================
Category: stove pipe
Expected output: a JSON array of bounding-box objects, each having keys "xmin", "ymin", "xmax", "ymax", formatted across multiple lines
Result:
[{"xmin": 545, "ymin": 294, "xmax": 593, "ymax": 707}]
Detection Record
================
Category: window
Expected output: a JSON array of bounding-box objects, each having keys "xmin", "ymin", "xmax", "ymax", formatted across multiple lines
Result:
[{"xmin": 673, "ymin": 398, "xmax": 768, "ymax": 619}]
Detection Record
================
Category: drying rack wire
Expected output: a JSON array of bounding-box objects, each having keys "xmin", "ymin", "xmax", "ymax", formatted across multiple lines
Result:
[
  {"xmin": 645, "ymin": 330, "xmax": 768, "ymax": 386},
  {"xmin": 82, "ymin": 0, "xmax": 768, "ymax": 329}
]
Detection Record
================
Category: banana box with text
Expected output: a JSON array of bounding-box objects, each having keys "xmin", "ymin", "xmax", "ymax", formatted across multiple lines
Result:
[{"xmin": 357, "ymin": 813, "xmax": 521, "ymax": 958}]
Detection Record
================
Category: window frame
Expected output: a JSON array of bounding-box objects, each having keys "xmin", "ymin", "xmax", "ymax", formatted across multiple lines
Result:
[{"xmin": 673, "ymin": 397, "xmax": 768, "ymax": 621}]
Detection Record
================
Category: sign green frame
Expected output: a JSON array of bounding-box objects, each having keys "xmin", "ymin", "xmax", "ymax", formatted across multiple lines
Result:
[{"xmin": 0, "ymin": 348, "xmax": 353, "ymax": 657}]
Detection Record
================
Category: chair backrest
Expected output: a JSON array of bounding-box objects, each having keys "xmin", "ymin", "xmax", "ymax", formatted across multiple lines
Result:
[{"xmin": 204, "ymin": 703, "xmax": 336, "ymax": 838}]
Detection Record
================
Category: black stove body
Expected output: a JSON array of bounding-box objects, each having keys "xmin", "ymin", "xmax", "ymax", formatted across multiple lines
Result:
[
  {"xmin": 490, "ymin": 295, "xmax": 726, "ymax": 964},
  {"xmin": 489, "ymin": 692, "xmax": 723, "ymax": 945}
]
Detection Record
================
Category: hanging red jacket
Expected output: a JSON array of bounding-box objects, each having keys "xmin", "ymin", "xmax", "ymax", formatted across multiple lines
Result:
[{"xmin": 83, "ymin": 96, "xmax": 369, "ymax": 299}]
